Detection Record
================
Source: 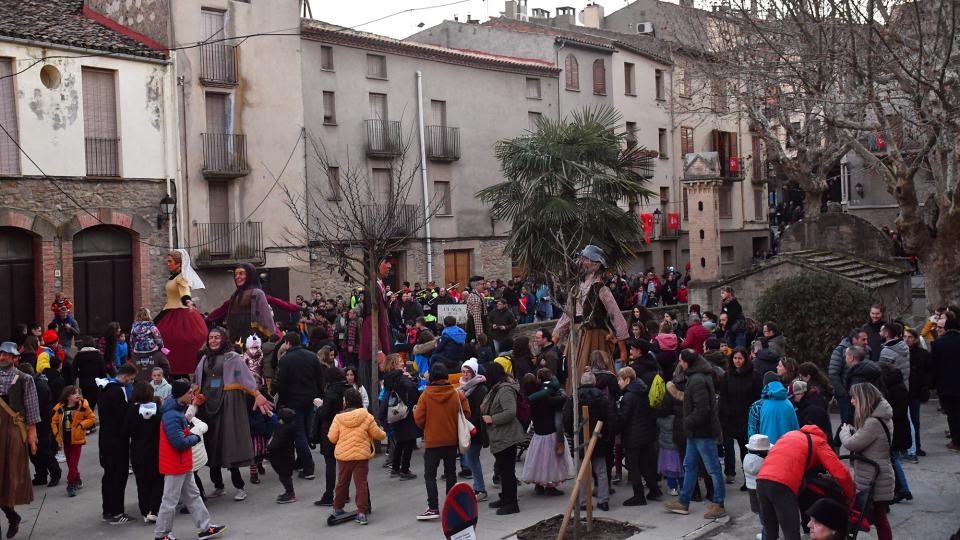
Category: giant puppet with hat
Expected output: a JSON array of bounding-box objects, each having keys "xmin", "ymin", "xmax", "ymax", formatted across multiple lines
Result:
[
  {"xmin": 551, "ymin": 245, "xmax": 629, "ymax": 388},
  {"xmin": 0, "ymin": 340, "xmax": 40, "ymax": 538}
]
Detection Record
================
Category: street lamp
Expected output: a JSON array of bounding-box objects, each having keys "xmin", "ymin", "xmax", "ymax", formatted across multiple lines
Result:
[
  {"xmin": 653, "ymin": 208, "xmax": 663, "ymax": 224},
  {"xmin": 158, "ymin": 194, "xmax": 176, "ymax": 228},
  {"xmin": 855, "ymin": 182, "xmax": 865, "ymax": 199}
]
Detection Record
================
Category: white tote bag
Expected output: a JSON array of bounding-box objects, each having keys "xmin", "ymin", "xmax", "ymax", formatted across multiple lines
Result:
[{"xmin": 457, "ymin": 395, "xmax": 475, "ymax": 454}]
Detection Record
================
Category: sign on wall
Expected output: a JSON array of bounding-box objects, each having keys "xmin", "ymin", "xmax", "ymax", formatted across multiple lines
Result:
[{"xmin": 437, "ymin": 304, "xmax": 468, "ymax": 324}]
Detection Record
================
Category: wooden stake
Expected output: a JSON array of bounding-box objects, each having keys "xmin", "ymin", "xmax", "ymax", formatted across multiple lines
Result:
[
  {"xmin": 557, "ymin": 420, "xmax": 604, "ymax": 540},
  {"xmin": 581, "ymin": 406, "xmax": 593, "ymax": 531}
]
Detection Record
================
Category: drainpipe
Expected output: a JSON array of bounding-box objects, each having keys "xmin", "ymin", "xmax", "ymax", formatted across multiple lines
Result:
[
  {"xmin": 555, "ymin": 40, "xmax": 564, "ymax": 121},
  {"xmin": 416, "ymin": 71, "xmax": 433, "ymax": 282}
]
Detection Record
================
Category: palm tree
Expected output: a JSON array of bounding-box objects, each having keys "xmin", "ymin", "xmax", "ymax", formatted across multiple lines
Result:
[{"xmin": 478, "ymin": 105, "xmax": 655, "ymax": 278}]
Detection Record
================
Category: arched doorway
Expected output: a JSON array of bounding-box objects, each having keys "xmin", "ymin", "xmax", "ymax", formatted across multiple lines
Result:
[
  {"xmin": 73, "ymin": 225, "xmax": 133, "ymax": 336},
  {"xmin": 0, "ymin": 227, "xmax": 36, "ymax": 337}
]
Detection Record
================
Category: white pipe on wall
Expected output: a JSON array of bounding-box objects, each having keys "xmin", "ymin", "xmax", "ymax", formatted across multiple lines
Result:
[{"xmin": 416, "ymin": 70, "xmax": 434, "ymax": 282}]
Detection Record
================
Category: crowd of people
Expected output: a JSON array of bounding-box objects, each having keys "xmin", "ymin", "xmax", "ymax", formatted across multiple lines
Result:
[{"xmin": 1, "ymin": 245, "xmax": 958, "ymax": 540}]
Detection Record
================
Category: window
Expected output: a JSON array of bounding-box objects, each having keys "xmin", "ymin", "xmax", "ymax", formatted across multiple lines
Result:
[
  {"xmin": 712, "ymin": 79, "xmax": 728, "ymax": 113},
  {"xmin": 205, "ymin": 92, "xmax": 229, "ymax": 132},
  {"xmin": 624, "ymin": 62, "xmax": 635, "ymax": 95},
  {"xmin": 592, "ymin": 59, "xmax": 606, "ymax": 95},
  {"xmin": 752, "ymin": 135, "xmax": 762, "ymax": 180},
  {"xmin": 526, "ymin": 77, "xmax": 541, "ymax": 99},
  {"xmin": 528, "ymin": 111, "xmax": 542, "ymax": 131},
  {"xmin": 322, "ymin": 91, "xmax": 336, "ymax": 125},
  {"xmin": 434, "ymin": 180, "xmax": 452, "ymax": 215},
  {"xmin": 326, "ymin": 166, "xmax": 341, "ymax": 201},
  {"xmin": 81, "ymin": 67, "xmax": 119, "ymax": 177},
  {"xmin": 682, "ymin": 188, "xmax": 688, "ymax": 221},
  {"xmin": 0, "ymin": 58, "xmax": 19, "ymax": 175},
  {"xmin": 719, "ymin": 185, "xmax": 733, "ymax": 218},
  {"xmin": 754, "ymin": 188, "xmax": 765, "ymax": 221},
  {"xmin": 431, "ymin": 100, "xmax": 446, "ymax": 127},
  {"xmin": 659, "ymin": 186, "xmax": 670, "ymax": 203},
  {"xmin": 320, "ymin": 46, "xmax": 334, "ymax": 70},
  {"xmin": 564, "ymin": 54, "xmax": 579, "ymax": 90},
  {"xmin": 678, "ymin": 64, "xmax": 691, "ymax": 97},
  {"xmin": 655, "ymin": 69, "xmax": 664, "ymax": 100},
  {"xmin": 721, "ymin": 246, "xmax": 735, "ymax": 264},
  {"xmin": 208, "ymin": 181, "xmax": 229, "ymax": 224},
  {"xmin": 658, "ymin": 128, "xmax": 668, "ymax": 158},
  {"xmin": 372, "ymin": 168, "xmax": 392, "ymax": 201},
  {"xmin": 366, "ymin": 54, "xmax": 387, "ymax": 79},
  {"xmin": 625, "ymin": 122, "xmax": 637, "ymax": 149},
  {"xmin": 680, "ymin": 126, "xmax": 694, "ymax": 156}
]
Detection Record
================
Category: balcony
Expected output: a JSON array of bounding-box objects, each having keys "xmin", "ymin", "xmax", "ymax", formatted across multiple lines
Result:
[
  {"xmin": 365, "ymin": 119, "xmax": 402, "ymax": 158},
  {"xmin": 426, "ymin": 125, "xmax": 460, "ymax": 162},
  {"xmin": 85, "ymin": 137, "xmax": 120, "ymax": 177},
  {"xmin": 361, "ymin": 204, "xmax": 418, "ymax": 238},
  {"xmin": 199, "ymin": 43, "xmax": 238, "ymax": 86},
  {"xmin": 193, "ymin": 222, "xmax": 264, "ymax": 268},
  {"xmin": 202, "ymin": 133, "xmax": 250, "ymax": 178}
]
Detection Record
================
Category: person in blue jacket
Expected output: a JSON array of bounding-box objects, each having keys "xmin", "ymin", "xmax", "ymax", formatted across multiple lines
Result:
[
  {"xmin": 431, "ymin": 316, "xmax": 466, "ymax": 370},
  {"xmin": 747, "ymin": 371, "xmax": 799, "ymax": 444}
]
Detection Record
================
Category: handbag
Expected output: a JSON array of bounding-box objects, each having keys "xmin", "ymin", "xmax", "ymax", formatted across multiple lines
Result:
[
  {"xmin": 457, "ymin": 395, "xmax": 475, "ymax": 454},
  {"xmin": 387, "ymin": 390, "xmax": 409, "ymax": 424}
]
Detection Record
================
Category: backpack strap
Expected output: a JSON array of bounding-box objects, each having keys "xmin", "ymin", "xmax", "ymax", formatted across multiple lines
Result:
[
  {"xmin": 874, "ymin": 416, "xmax": 892, "ymax": 447},
  {"xmin": 804, "ymin": 432, "xmax": 813, "ymax": 472}
]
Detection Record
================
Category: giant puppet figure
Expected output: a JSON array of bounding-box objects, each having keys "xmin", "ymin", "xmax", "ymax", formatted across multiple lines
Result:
[
  {"xmin": 0, "ymin": 341, "xmax": 39, "ymax": 538},
  {"xmin": 207, "ymin": 264, "xmax": 276, "ymax": 344},
  {"xmin": 155, "ymin": 249, "xmax": 209, "ymax": 377},
  {"xmin": 358, "ymin": 259, "xmax": 393, "ymax": 391},
  {"xmin": 552, "ymin": 245, "xmax": 628, "ymax": 388}
]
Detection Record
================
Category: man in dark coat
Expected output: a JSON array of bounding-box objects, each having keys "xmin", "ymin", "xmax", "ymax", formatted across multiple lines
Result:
[
  {"xmin": 274, "ymin": 332, "xmax": 324, "ymax": 480},
  {"xmin": 904, "ymin": 329, "xmax": 931, "ymax": 456},
  {"xmin": 861, "ymin": 304, "xmax": 886, "ymax": 363},
  {"xmin": 488, "ymin": 299, "xmax": 517, "ymax": 353},
  {"xmin": 665, "ymin": 350, "xmax": 726, "ymax": 519},
  {"xmin": 616, "ymin": 368, "xmax": 660, "ymax": 505},
  {"xmin": 563, "ymin": 371, "xmax": 616, "ymax": 511},
  {"xmin": 931, "ymin": 313, "xmax": 960, "ymax": 452},
  {"xmin": 843, "ymin": 346, "xmax": 883, "ymax": 391},
  {"xmin": 311, "ymin": 367, "xmax": 348, "ymax": 506},
  {"xmin": 23, "ymin": 364, "xmax": 61, "ymax": 487},
  {"xmin": 98, "ymin": 363, "xmax": 136, "ymax": 523}
]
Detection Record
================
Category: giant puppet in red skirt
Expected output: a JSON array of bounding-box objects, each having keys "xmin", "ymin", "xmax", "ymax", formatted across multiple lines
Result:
[{"xmin": 155, "ymin": 249, "xmax": 209, "ymax": 377}]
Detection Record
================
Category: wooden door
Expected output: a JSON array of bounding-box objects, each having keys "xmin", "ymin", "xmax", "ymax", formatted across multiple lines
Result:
[
  {"xmin": 72, "ymin": 226, "xmax": 133, "ymax": 336},
  {"xmin": 201, "ymin": 9, "xmax": 225, "ymax": 41},
  {"xmin": 207, "ymin": 182, "xmax": 230, "ymax": 256},
  {"xmin": 444, "ymin": 250, "xmax": 471, "ymax": 289},
  {"xmin": 0, "ymin": 228, "xmax": 35, "ymax": 337},
  {"xmin": 262, "ymin": 268, "xmax": 290, "ymax": 322}
]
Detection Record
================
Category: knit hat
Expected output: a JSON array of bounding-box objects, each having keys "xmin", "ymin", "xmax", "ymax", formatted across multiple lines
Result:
[
  {"xmin": 791, "ymin": 379, "xmax": 808, "ymax": 396},
  {"xmin": 762, "ymin": 371, "xmax": 779, "ymax": 386},
  {"xmin": 245, "ymin": 335, "xmax": 262, "ymax": 350},
  {"xmin": 42, "ymin": 330, "xmax": 58, "ymax": 345},
  {"xmin": 462, "ymin": 357, "xmax": 479, "ymax": 376},
  {"xmin": 807, "ymin": 498, "xmax": 849, "ymax": 535},
  {"xmin": 170, "ymin": 380, "xmax": 192, "ymax": 400}
]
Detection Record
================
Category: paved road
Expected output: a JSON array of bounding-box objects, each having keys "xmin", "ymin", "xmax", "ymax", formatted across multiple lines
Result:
[{"xmin": 12, "ymin": 401, "xmax": 957, "ymax": 539}]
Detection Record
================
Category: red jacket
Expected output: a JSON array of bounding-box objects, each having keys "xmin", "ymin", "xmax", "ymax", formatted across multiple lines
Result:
[
  {"xmin": 158, "ymin": 422, "xmax": 193, "ymax": 475},
  {"xmin": 681, "ymin": 322, "xmax": 711, "ymax": 354},
  {"xmin": 756, "ymin": 425, "xmax": 855, "ymax": 499}
]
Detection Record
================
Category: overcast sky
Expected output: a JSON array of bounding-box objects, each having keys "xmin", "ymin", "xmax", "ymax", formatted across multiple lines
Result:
[{"xmin": 309, "ymin": 0, "xmax": 640, "ymax": 39}]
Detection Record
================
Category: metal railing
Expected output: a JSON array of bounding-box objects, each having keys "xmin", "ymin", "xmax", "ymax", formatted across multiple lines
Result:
[
  {"xmin": 365, "ymin": 119, "xmax": 402, "ymax": 157},
  {"xmin": 200, "ymin": 43, "xmax": 238, "ymax": 85},
  {"xmin": 202, "ymin": 133, "xmax": 250, "ymax": 177},
  {"xmin": 193, "ymin": 221, "xmax": 264, "ymax": 267},
  {"xmin": 361, "ymin": 204, "xmax": 418, "ymax": 237},
  {"xmin": 425, "ymin": 125, "xmax": 460, "ymax": 161},
  {"xmin": 85, "ymin": 137, "xmax": 120, "ymax": 177}
]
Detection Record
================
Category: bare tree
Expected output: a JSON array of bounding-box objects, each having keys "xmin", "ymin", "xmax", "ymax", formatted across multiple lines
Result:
[{"xmin": 280, "ymin": 128, "xmax": 441, "ymax": 408}]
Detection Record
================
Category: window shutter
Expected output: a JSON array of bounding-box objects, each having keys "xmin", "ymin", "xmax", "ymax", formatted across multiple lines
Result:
[
  {"xmin": 0, "ymin": 58, "xmax": 19, "ymax": 175},
  {"xmin": 82, "ymin": 68, "xmax": 117, "ymax": 139},
  {"xmin": 565, "ymin": 55, "xmax": 579, "ymax": 90},
  {"xmin": 592, "ymin": 59, "xmax": 605, "ymax": 94}
]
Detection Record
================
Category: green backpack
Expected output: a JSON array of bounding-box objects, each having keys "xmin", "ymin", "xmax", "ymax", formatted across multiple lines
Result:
[{"xmin": 648, "ymin": 373, "xmax": 666, "ymax": 409}]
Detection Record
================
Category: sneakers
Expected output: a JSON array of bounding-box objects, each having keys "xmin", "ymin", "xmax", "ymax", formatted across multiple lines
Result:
[
  {"xmin": 56, "ymin": 451, "xmax": 66, "ymax": 463},
  {"xmin": 704, "ymin": 503, "xmax": 727, "ymax": 519},
  {"xmin": 417, "ymin": 508, "xmax": 440, "ymax": 520},
  {"xmin": 597, "ymin": 502, "xmax": 610, "ymax": 511},
  {"xmin": 535, "ymin": 485, "xmax": 545, "ymax": 495},
  {"xmin": 664, "ymin": 500, "xmax": 690, "ymax": 515},
  {"xmin": 66, "ymin": 484, "xmax": 77, "ymax": 497},
  {"xmin": 355, "ymin": 512, "xmax": 368, "ymax": 525},
  {"xmin": 612, "ymin": 472, "xmax": 623, "ymax": 485},
  {"xmin": 623, "ymin": 495, "xmax": 647, "ymax": 506},
  {"xmin": 725, "ymin": 474, "xmax": 736, "ymax": 484},
  {"xmin": 208, "ymin": 488, "xmax": 225, "ymax": 499},
  {"xmin": 32, "ymin": 477, "xmax": 47, "ymax": 486},
  {"xmin": 257, "ymin": 462, "xmax": 266, "ymax": 475},
  {"xmin": 109, "ymin": 513, "xmax": 135, "ymax": 525},
  {"xmin": 47, "ymin": 474, "xmax": 61, "ymax": 488},
  {"xmin": 155, "ymin": 535, "xmax": 177, "ymax": 540},
  {"xmin": 197, "ymin": 525, "xmax": 227, "ymax": 539},
  {"xmin": 458, "ymin": 469, "xmax": 473, "ymax": 479},
  {"xmin": 250, "ymin": 473, "xmax": 260, "ymax": 484},
  {"xmin": 948, "ymin": 442, "xmax": 960, "ymax": 452},
  {"xmin": 543, "ymin": 487, "xmax": 564, "ymax": 497},
  {"xmin": 276, "ymin": 492, "xmax": 297, "ymax": 504},
  {"xmin": 298, "ymin": 471, "xmax": 316, "ymax": 480},
  {"xmin": 475, "ymin": 490, "xmax": 488, "ymax": 502},
  {"xmin": 314, "ymin": 493, "xmax": 334, "ymax": 506},
  {"xmin": 398, "ymin": 471, "xmax": 417, "ymax": 480},
  {"xmin": 496, "ymin": 504, "xmax": 520, "ymax": 515},
  {"xmin": 647, "ymin": 489, "xmax": 663, "ymax": 501},
  {"xmin": 145, "ymin": 512, "xmax": 158, "ymax": 523},
  {"xmin": 234, "ymin": 489, "xmax": 247, "ymax": 501},
  {"xmin": 903, "ymin": 454, "xmax": 919, "ymax": 464},
  {"xmin": 668, "ymin": 487, "xmax": 679, "ymax": 496}
]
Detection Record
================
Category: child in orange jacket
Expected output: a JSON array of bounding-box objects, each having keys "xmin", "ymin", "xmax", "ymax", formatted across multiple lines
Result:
[
  {"xmin": 51, "ymin": 385, "xmax": 97, "ymax": 496},
  {"xmin": 327, "ymin": 387, "xmax": 386, "ymax": 525}
]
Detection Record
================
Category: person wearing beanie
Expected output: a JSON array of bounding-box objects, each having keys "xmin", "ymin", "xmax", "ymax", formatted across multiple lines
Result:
[
  {"xmin": 156, "ymin": 380, "xmax": 226, "ymax": 540},
  {"xmin": 413, "ymin": 363, "xmax": 470, "ymax": 520},
  {"xmin": 806, "ymin": 498, "xmax": 849, "ymax": 540},
  {"xmin": 459, "ymin": 358, "xmax": 489, "ymax": 500},
  {"xmin": 792, "ymin": 380, "xmax": 833, "ymax": 449},
  {"xmin": 36, "ymin": 330, "xmax": 59, "ymax": 374}
]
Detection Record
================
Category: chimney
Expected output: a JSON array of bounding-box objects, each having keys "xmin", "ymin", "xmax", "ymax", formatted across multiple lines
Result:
[
  {"xmin": 531, "ymin": 7, "xmax": 551, "ymax": 19},
  {"xmin": 750, "ymin": 0, "xmax": 758, "ymax": 17},
  {"xmin": 579, "ymin": 2, "xmax": 605, "ymax": 29},
  {"xmin": 679, "ymin": 0, "xmax": 694, "ymax": 7},
  {"xmin": 503, "ymin": 0, "xmax": 529, "ymax": 20},
  {"xmin": 466, "ymin": 14, "xmax": 480, "ymax": 24},
  {"xmin": 555, "ymin": 6, "xmax": 576, "ymax": 26}
]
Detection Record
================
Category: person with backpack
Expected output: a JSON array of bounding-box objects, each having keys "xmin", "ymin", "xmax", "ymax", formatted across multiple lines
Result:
[
  {"xmin": 616, "ymin": 366, "xmax": 662, "ymax": 505},
  {"xmin": 520, "ymin": 368, "xmax": 571, "ymax": 497},
  {"xmin": 565, "ymin": 371, "xmax": 617, "ymax": 512},
  {"xmin": 381, "ymin": 354, "xmax": 419, "ymax": 480},
  {"xmin": 755, "ymin": 425, "xmax": 854, "ymax": 540},
  {"xmin": 480, "ymin": 362, "xmax": 527, "ymax": 515},
  {"xmin": 719, "ymin": 347, "xmax": 763, "ymax": 486}
]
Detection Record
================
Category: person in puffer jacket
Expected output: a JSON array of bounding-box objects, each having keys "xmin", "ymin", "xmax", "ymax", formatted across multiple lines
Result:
[
  {"xmin": 156, "ymin": 381, "xmax": 225, "ymax": 540},
  {"xmin": 124, "ymin": 382, "xmax": 162, "ymax": 521},
  {"xmin": 327, "ymin": 388, "xmax": 387, "ymax": 525},
  {"xmin": 747, "ymin": 372, "xmax": 798, "ymax": 444},
  {"xmin": 879, "ymin": 323, "xmax": 910, "ymax": 391}
]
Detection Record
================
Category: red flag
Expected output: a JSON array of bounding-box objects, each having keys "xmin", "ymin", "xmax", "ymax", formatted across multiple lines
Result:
[
  {"xmin": 640, "ymin": 213, "xmax": 654, "ymax": 244},
  {"xmin": 729, "ymin": 156, "xmax": 739, "ymax": 173},
  {"xmin": 668, "ymin": 212, "xmax": 680, "ymax": 230}
]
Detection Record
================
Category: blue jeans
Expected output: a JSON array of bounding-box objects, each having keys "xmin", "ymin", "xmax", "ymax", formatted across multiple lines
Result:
[
  {"xmin": 462, "ymin": 439, "xmax": 486, "ymax": 493},
  {"xmin": 680, "ymin": 438, "xmax": 725, "ymax": 507},
  {"xmin": 890, "ymin": 452, "xmax": 910, "ymax": 494},
  {"xmin": 293, "ymin": 406, "xmax": 315, "ymax": 475}
]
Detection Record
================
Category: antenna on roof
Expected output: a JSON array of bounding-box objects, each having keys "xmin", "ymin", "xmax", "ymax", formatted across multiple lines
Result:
[{"xmin": 301, "ymin": 0, "xmax": 313, "ymax": 19}]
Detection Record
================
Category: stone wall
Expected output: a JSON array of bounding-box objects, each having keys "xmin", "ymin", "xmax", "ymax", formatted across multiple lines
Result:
[
  {"xmin": 780, "ymin": 212, "xmax": 894, "ymax": 261},
  {"xmin": 84, "ymin": 0, "xmax": 171, "ymax": 48},
  {"xmin": 0, "ymin": 176, "xmax": 171, "ymax": 323}
]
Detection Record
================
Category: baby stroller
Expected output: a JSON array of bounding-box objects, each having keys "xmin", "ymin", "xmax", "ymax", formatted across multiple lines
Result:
[{"xmin": 840, "ymin": 454, "xmax": 882, "ymax": 540}]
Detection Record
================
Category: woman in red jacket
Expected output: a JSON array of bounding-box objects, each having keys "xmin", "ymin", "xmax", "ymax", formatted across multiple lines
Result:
[{"xmin": 755, "ymin": 425, "xmax": 854, "ymax": 540}]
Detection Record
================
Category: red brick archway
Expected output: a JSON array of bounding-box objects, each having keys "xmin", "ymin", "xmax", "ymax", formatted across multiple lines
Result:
[{"xmin": 0, "ymin": 209, "xmax": 57, "ymax": 325}]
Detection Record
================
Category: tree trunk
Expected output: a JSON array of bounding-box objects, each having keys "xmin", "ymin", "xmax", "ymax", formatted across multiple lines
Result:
[
  {"xmin": 368, "ymin": 252, "xmax": 380, "ymax": 413},
  {"xmin": 916, "ymin": 233, "xmax": 960, "ymax": 312}
]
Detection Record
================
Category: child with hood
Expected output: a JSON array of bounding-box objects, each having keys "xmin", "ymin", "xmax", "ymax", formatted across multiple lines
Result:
[
  {"xmin": 124, "ymin": 381, "xmax": 162, "ymax": 522},
  {"xmin": 151, "ymin": 367, "xmax": 172, "ymax": 400},
  {"xmin": 328, "ymin": 388, "xmax": 387, "ymax": 525},
  {"xmin": 243, "ymin": 335, "xmax": 270, "ymax": 484},
  {"xmin": 267, "ymin": 408, "xmax": 298, "ymax": 504},
  {"xmin": 654, "ymin": 321, "xmax": 679, "ymax": 377},
  {"xmin": 747, "ymin": 372, "xmax": 799, "ymax": 444},
  {"xmin": 51, "ymin": 385, "xmax": 97, "ymax": 497},
  {"xmin": 431, "ymin": 316, "xmax": 467, "ymax": 370}
]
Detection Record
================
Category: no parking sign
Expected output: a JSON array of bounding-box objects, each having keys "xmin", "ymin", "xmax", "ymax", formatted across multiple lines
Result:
[{"xmin": 442, "ymin": 482, "xmax": 478, "ymax": 539}]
